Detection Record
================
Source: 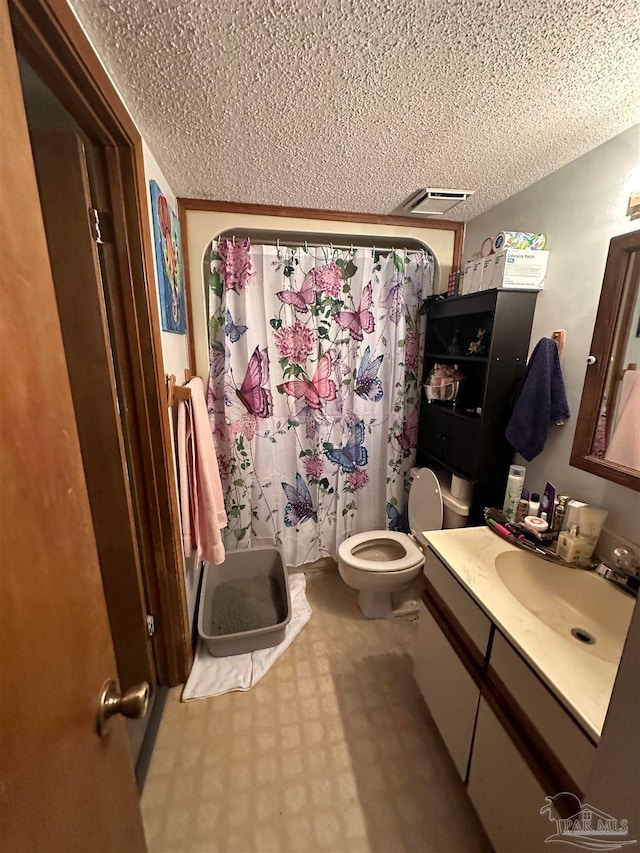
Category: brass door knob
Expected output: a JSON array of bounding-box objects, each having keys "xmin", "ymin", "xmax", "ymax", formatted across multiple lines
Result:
[{"xmin": 97, "ymin": 679, "xmax": 150, "ymax": 736}]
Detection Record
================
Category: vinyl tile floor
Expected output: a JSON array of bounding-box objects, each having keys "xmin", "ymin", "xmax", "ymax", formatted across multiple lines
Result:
[{"xmin": 141, "ymin": 570, "xmax": 492, "ymax": 853}]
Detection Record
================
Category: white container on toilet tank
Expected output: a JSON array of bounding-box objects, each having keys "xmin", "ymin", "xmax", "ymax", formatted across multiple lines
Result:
[
  {"xmin": 427, "ymin": 466, "xmax": 472, "ymax": 529},
  {"xmin": 451, "ymin": 473, "xmax": 473, "ymax": 502}
]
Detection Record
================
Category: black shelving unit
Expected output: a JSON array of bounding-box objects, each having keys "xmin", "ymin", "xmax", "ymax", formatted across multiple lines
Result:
[
  {"xmin": 424, "ymin": 353, "xmax": 489, "ymax": 363},
  {"xmin": 417, "ymin": 288, "xmax": 538, "ymax": 522}
]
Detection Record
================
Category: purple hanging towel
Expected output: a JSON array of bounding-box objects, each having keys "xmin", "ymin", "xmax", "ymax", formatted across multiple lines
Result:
[{"xmin": 505, "ymin": 338, "xmax": 570, "ymax": 461}]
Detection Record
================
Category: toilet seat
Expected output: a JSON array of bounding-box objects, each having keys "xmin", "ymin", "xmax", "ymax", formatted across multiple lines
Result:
[
  {"xmin": 336, "ymin": 468, "xmax": 455, "ymax": 619},
  {"xmin": 338, "ymin": 530, "xmax": 424, "ymax": 573}
]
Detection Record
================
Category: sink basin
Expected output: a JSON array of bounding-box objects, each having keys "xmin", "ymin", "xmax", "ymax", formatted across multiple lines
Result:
[{"xmin": 495, "ymin": 550, "xmax": 635, "ymax": 663}]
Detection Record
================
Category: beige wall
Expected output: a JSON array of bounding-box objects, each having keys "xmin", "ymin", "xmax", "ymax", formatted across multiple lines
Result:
[
  {"xmin": 142, "ymin": 143, "xmax": 190, "ymax": 379},
  {"xmin": 142, "ymin": 143, "xmax": 200, "ymax": 628},
  {"xmin": 184, "ymin": 208, "xmax": 457, "ymax": 378},
  {"xmin": 463, "ymin": 126, "xmax": 640, "ymax": 542}
]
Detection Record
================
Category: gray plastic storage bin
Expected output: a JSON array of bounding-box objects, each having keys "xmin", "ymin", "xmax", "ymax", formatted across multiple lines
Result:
[{"xmin": 198, "ymin": 546, "xmax": 291, "ymax": 657}]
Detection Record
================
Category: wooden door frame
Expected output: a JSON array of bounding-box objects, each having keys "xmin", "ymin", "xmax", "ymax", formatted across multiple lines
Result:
[
  {"xmin": 30, "ymin": 128, "xmax": 156, "ymax": 692},
  {"xmin": 8, "ymin": 0, "xmax": 191, "ymax": 685}
]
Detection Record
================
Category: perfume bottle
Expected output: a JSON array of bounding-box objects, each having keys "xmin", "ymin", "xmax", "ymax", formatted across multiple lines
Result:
[{"xmin": 552, "ymin": 495, "xmax": 569, "ymax": 535}]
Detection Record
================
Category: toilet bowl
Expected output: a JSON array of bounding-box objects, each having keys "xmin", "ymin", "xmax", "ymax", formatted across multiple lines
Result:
[
  {"xmin": 338, "ymin": 531, "xmax": 426, "ymax": 618},
  {"xmin": 338, "ymin": 468, "xmax": 467, "ymax": 618}
]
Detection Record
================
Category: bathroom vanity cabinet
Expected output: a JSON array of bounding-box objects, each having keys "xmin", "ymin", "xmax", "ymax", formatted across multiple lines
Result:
[
  {"xmin": 413, "ymin": 548, "xmax": 597, "ymax": 853},
  {"xmin": 417, "ymin": 289, "xmax": 537, "ymax": 521},
  {"xmin": 413, "ymin": 550, "xmax": 491, "ymax": 778}
]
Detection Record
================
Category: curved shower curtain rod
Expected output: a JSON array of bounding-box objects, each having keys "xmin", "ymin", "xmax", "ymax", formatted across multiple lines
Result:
[{"xmin": 215, "ymin": 227, "xmax": 434, "ymax": 258}]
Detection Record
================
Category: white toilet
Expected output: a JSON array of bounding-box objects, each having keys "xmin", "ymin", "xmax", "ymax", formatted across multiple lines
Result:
[{"xmin": 337, "ymin": 468, "xmax": 470, "ymax": 618}]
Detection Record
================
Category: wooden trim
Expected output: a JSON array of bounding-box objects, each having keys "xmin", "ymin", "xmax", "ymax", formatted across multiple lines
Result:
[
  {"xmin": 422, "ymin": 582, "xmax": 582, "ymax": 808},
  {"xmin": 178, "ymin": 198, "xmax": 464, "ymax": 367},
  {"xmin": 178, "ymin": 199, "xmax": 197, "ymax": 372},
  {"xmin": 29, "ymin": 129, "xmax": 155, "ymax": 691},
  {"xmin": 110, "ymin": 141, "xmax": 192, "ymax": 684},
  {"xmin": 452, "ymin": 220, "xmax": 465, "ymax": 272},
  {"xmin": 569, "ymin": 452, "xmax": 640, "ymax": 491},
  {"xmin": 177, "ymin": 197, "xmax": 465, "ymax": 234},
  {"xmin": 604, "ymin": 253, "xmax": 639, "ymax": 443},
  {"xmin": 9, "ymin": 0, "xmax": 136, "ymax": 142},
  {"xmin": 11, "ymin": 0, "xmax": 191, "ymax": 684},
  {"xmin": 570, "ymin": 230, "xmax": 640, "ymax": 492}
]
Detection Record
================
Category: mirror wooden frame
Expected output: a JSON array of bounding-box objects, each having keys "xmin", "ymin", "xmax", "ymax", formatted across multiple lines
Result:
[{"xmin": 570, "ymin": 230, "xmax": 640, "ymax": 491}]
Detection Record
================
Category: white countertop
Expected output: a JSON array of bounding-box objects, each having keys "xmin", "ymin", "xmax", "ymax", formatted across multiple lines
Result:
[{"xmin": 424, "ymin": 526, "xmax": 635, "ymax": 741}]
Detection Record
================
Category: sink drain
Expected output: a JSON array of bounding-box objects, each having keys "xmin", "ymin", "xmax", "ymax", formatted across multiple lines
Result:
[{"xmin": 571, "ymin": 627, "xmax": 595, "ymax": 645}]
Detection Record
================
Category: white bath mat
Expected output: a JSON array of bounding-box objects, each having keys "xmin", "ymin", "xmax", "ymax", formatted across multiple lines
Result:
[{"xmin": 182, "ymin": 573, "xmax": 312, "ymax": 701}]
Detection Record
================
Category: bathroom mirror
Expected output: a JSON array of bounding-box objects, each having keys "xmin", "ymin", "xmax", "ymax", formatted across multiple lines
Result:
[{"xmin": 571, "ymin": 231, "xmax": 640, "ymax": 490}]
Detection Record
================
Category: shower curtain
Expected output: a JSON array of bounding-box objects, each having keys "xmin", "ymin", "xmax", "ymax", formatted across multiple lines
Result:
[{"xmin": 206, "ymin": 240, "xmax": 432, "ymax": 567}]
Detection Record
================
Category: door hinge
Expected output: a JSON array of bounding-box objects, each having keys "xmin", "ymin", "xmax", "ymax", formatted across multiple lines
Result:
[
  {"xmin": 146, "ymin": 614, "xmax": 156, "ymax": 637},
  {"xmin": 89, "ymin": 207, "xmax": 113, "ymax": 244}
]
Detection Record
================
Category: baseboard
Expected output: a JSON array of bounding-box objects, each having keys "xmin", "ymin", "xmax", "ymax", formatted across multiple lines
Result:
[{"xmin": 136, "ymin": 685, "xmax": 169, "ymax": 793}]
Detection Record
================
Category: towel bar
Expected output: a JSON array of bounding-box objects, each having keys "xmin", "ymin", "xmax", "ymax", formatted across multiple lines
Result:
[{"xmin": 166, "ymin": 373, "xmax": 191, "ymax": 406}]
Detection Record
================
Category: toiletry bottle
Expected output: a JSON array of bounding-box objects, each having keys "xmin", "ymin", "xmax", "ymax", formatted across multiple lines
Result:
[
  {"xmin": 529, "ymin": 492, "xmax": 541, "ymax": 517},
  {"xmin": 556, "ymin": 529, "xmax": 572, "ymax": 561},
  {"xmin": 552, "ymin": 495, "xmax": 569, "ymax": 535},
  {"xmin": 515, "ymin": 492, "xmax": 529, "ymax": 524},
  {"xmin": 556, "ymin": 523, "xmax": 584, "ymax": 563},
  {"xmin": 563, "ymin": 499, "xmax": 588, "ymax": 531},
  {"xmin": 502, "ymin": 464, "xmax": 526, "ymax": 522},
  {"xmin": 575, "ymin": 506, "xmax": 609, "ymax": 565},
  {"xmin": 541, "ymin": 483, "xmax": 556, "ymax": 527}
]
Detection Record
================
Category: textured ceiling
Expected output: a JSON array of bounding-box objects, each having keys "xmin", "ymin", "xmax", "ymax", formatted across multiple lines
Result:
[{"xmin": 69, "ymin": 0, "xmax": 640, "ymax": 220}]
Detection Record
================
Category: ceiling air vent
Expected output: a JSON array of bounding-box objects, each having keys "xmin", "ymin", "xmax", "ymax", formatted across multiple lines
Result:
[{"xmin": 406, "ymin": 188, "xmax": 475, "ymax": 216}]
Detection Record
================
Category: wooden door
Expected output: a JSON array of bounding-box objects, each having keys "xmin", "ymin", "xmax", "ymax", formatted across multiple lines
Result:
[
  {"xmin": 0, "ymin": 3, "xmax": 147, "ymax": 850},
  {"xmin": 29, "ymin": 127, "xmax": 155, "ymax": 694}
]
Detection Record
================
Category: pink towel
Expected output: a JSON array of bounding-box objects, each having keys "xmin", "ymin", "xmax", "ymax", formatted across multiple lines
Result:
[
  {"xmin": 605, "ymin": 370, "xmax": 640, "ymax": 470},
  {"xmin": 177, "ymin": 377, "xmax": 227, "ymax": 564}
]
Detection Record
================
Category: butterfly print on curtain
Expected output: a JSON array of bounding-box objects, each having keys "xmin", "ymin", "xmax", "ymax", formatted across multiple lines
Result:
[
  {"xmin": 225, "ymin": 309, "xmax": 248, "ymax": 343},
  {"xmin": 354, "ymin": 346, "xmax": 384, "ymax": 402},
  {"xmin": 280, "ymin": 350, "xmax": 337, "ymax": 410},
  {"xmin": 325, "ymin": 418, "xmax": 368, "ymax": 473},
  {"xmin": 335, "ymin": 281, "xmax": 375, "ymax": 341},
  {"xmin": 206, "ymin": 241, "xmax": 432, "ymax": 565},
  {"xmin": 277, "ymin": 271, "xmax": 316, "ymax": 313},
  {"xmin": 235, "ymin": 346, "xmax": 272, "ymax": 419},
  {"xmin": 282, "ymin": 474, "xmax": 317, "ymax": 526}
]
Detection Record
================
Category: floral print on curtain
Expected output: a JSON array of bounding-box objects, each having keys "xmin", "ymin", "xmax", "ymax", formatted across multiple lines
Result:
[{"xmin": 206, "ymin": 241, "xmax": 432, "ymax": 567}]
